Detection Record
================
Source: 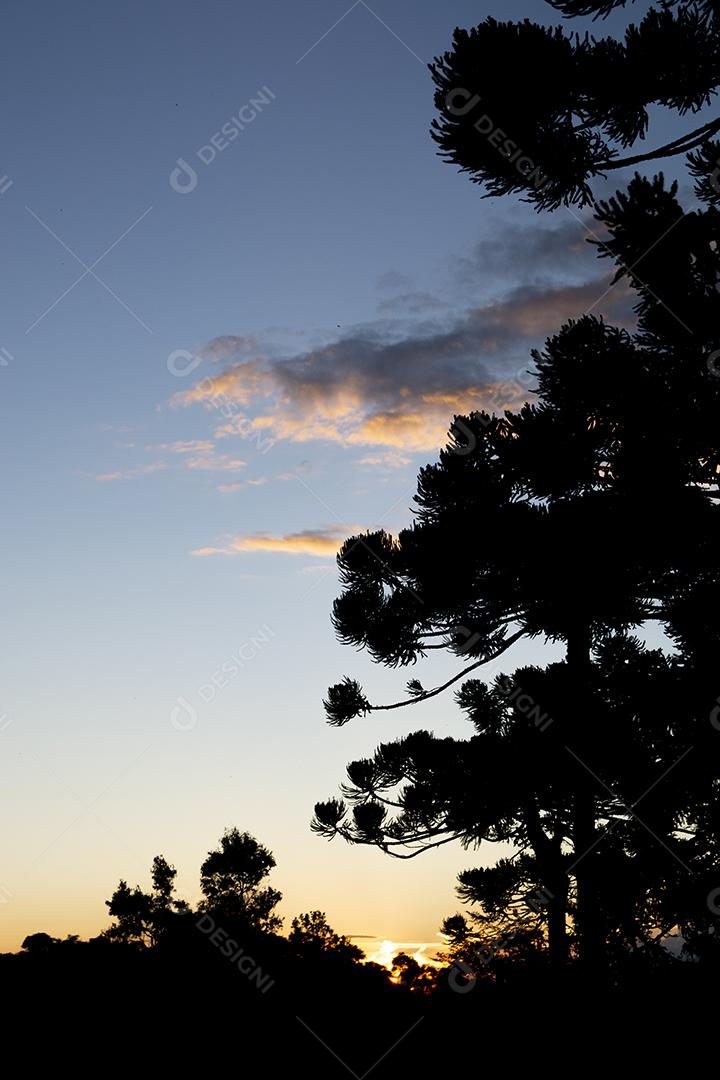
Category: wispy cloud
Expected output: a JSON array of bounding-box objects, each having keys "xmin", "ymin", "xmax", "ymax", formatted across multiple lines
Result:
[
  {"xmin": 201, "ymin": 335, "xmax": 257, "ymax": 361},
  {"xmin": 377, "ymin": 291, "xmax": 450, "ymax": 316},
  {"xmin": 95, "ymin": 462, "xmax": 168, "ymax": 482},
  {"xmin": 277, "ymin": 461, "xmax": 312, "ymax": 481},
  {"xmin": 152, "ymin": 439, "xmax": 215, "ymax": 454},
  {"xmin": 184, "ymin": 453, "xmax": 247, "ymax": 472},
  {"xmin": 217, "ymin": 478, "xmax": 267, "ymax": 493},
  {"xmin": 356, "ymin": 450, "xmax": 412, "ymax": 469},
  {"xmin": 191, "ymin": 526, "xmax": 352, "ymax": 558}
]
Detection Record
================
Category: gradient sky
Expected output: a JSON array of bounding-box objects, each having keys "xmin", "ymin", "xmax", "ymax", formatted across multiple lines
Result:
[{"xmin": 0, "ymin": 0, "xmax": 699, "ymax": 954}]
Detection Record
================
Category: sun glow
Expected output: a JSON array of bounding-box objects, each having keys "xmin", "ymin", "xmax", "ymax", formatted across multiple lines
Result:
[{"xmin": 359, "ymin": 938, "xmax": 445, "ymax": 972}]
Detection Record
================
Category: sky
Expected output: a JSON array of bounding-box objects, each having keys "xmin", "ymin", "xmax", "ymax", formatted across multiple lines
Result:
[{"xmin": 0, "ymin": 0, "xmax": 700, "ymax": 955}]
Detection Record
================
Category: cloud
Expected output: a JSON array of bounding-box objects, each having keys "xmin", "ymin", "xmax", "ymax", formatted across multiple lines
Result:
[
  {"xmin": 217, "ymin": 478, "xmax": 267, "ymax": 493},
  {"xmin": 450, "ymin": 215, "xmax": 604, "ymax": 289},
  {"xmin": 184, "ymin": 453, "xmax": 247, "ymax": 472},
  {"xmin": 277, "ymin": 460, "xmax": 312, "ymax": 481},
  {"xmin": 200, "ymin": 335, "xmax": 258, "ymax": 362},
  {"xmin": 476, "ymin": 277, "xmax": 634, "ymax": 336},
  {"xmin": 376, "ymin": 270, "xmax": 414, "ymax": 293},
  {"xmin": 358, "ymin": 449, "xmax": 414, "ymax": 466},
  {"xmin": 152, "ymin": 440, "xmax": 215, "ymax": 454},
  {"xmin": 173, "ymin": 272, "xmax": 634, "ymax": 454},
  {"xmin": 356, "ymin": 450, "xmax": 412, "ymax": 469},
  {"xmin": 363, "ymin": 939, "xmax": 445, "ymax": 970},
  {"xmin": 190, "ymin": 526, "xmax": 351, "ymax": 558},
  {"xmin": 377, "ymin": 292, "xmax": 450, "ymax": 316},
  {"xmin": 167, "ymin": 215, "xmax": 636, "ymax": 462},
  {"xmin": 95, "ymin": 462, "xmax": 168, "ymax": 482}
]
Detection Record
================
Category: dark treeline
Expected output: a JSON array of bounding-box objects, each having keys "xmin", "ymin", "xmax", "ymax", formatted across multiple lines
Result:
[{"xmin": 5, "ymin": 829, "xmax": 713, "ymax": 1069}]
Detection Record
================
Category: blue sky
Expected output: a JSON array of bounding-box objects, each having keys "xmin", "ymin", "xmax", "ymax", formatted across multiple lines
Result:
[{"xmin": 0, "ymin": 0, "xmax": 699, "ymax": 952}]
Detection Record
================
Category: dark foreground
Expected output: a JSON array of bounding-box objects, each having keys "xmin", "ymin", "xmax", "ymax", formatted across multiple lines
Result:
[{"xmin": 4, "ymin": 919, "xmax": 716, "ymax": 1072}]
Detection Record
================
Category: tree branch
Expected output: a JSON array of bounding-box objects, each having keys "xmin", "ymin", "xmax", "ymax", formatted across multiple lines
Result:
[
  {"xmin": 368, "ymin": 628, "xmax": 526, "ymax": 713},
  {"xmin": 597, "ymin": 116, "xmax": 720, "ymax": 172}
]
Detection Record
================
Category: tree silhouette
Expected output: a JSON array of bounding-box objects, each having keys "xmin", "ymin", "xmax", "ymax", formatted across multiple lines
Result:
[
  {"xmin": 199, "ymin": 827, "xmax": 283, "ymax": 932},
  {"xmin": 151, "ymin": 854, "xmax": 177, "ymax": 913},
  {"xmin": 314, "ymin": 167, "xmax": 720, "ymax": 971},
  {"xmin": 391, "ymin": 952, "xmax": 438, "ymax": 993},
  {"xmin": 105, "ymin": 854, "xmax": 183, "ymax": 946},
  {"xmin": 105, "ymin": 880, "xmax": 156, "ymax": 946},
  {"xmin": 288, "ymin": 910, "xmax": 363, "ymax": 962},
  {"xmin": 21, "ymin": 932, "xmax": 58, "ymax": 953},
  {"xmin": 430, "ymin": 1, "xmax": 720, "ymax": 208}
]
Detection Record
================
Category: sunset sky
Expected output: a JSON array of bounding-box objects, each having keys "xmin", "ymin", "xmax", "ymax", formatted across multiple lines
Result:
[{"xmin": 0, "ymin": 0, "xmax": 694, "ymax": 954}]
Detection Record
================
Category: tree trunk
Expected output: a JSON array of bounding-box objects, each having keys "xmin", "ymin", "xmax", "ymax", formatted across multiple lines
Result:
[
  {"xmin": 566, "ymin": 625, "xmax": 605, "ymax": 973},
  {"xmin": 524, "ymin": 807, "xmax": 569, "ymax": 970}
]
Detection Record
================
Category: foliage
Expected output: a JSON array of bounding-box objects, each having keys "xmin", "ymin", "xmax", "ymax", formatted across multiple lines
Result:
[
  {"xmin": 199, "ymin": 827, "xmax": 283, "ymax": 933},
  {"xmin": 430, "ymin": 2, "xmax": 720, "ymax": 207},
  {"xmin": 288, "ymin": 910, "xmax": 363, "ymax": 962},
  {"xmin": 105, "ymin": 854, "xmax": 182, "ymax": 946},
  {"xmin": 314, "ymin": 171, "xmax": 720, "ymax": 971}
]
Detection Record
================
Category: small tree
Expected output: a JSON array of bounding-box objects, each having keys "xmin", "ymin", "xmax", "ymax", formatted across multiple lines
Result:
[
  {"xmin": 105, "ymin": 854, "xmax": 181, "ymax": 946},
  {"xmin": 151, "ymin": 856, "xmax": 178, "ymax": 914},
  {"xmin": 288, "ymin": 910, "xmax": 363, "ymax": 962},
  {"xmin": 105, "ymin": 880, "xmax": 155, "ymax": 946},
  {"xmin": 391, "ymin": 952, "xmax": 438, "ymax": 993},
  {"xmin": 199, "ymin": 828, "xmax": 282, "ymax": 933},
  {"xmin": 21, "ymin": 932, "xmax": 58, "ymax": 953}
]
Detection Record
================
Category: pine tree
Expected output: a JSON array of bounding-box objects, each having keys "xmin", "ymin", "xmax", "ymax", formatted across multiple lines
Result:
[
  {"xmin": 314, "ymin": 169, "xmax": 720, "ymax": 971},
  {"xmin": 430, "ymin": 2, "xmax": 720, "ymax": 208}
]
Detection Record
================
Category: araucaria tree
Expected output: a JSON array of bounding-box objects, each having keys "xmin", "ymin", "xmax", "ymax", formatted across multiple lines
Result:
[
  {"xmin": 317, "ymin": 90, "xmax": 720, "ymax": 972},
  {"xmin": 430, "ymin": 1, "xmax": 720, "ymax": 209}
]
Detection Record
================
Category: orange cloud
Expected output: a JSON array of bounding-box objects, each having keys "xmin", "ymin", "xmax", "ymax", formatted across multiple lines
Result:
[
  {"xmin": 170, "ymin": 264, "xmax": 635, "ymax": 458},
  {"xmin": 184, "ymin": 453, "xmax": 247, "ymax": 472},
  {"xmin": 474, "ymin": 277, "xmax": 635, "ymax": 337},
  {"xmin": 191, "ymin": 526, "xmax": 353, "ymax": 558},
  {"xmin": 152, "ymin": 440, "xmax": 215, "ymax": 454}
]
